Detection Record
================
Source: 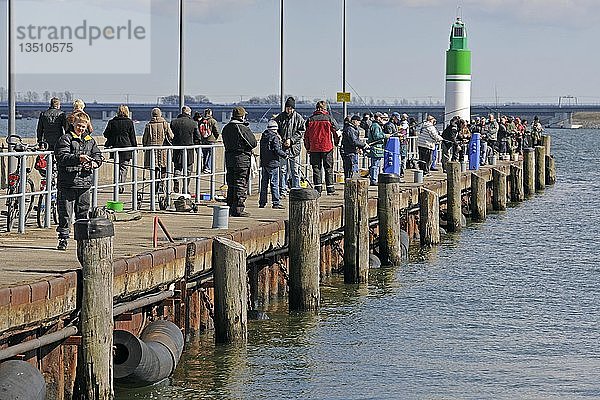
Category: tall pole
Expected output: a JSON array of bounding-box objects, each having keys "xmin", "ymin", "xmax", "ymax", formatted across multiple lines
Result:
[
  {"xmin": 342, "ymin": 0, "xmax": 347, "ymax": 119},
  {"xmin": 279, "ymin": 0, "xmax": 285, "ymax": 111},
  {"xmin": 7, "ymin": 0, "xmax": 16, "ymax": 172},
  {"xmin": 178, "ymin": 0, "xmax": 185, "ymax": 111}
]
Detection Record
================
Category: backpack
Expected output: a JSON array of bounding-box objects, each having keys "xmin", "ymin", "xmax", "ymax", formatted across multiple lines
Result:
[{"xmin": 198, "ymin": 117, "xmax": 212, "ymax": 139}]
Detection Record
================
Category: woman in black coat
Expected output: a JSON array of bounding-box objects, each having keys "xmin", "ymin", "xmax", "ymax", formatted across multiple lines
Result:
[{"xmin": 103, "ymin": 105, "xmax": 137, "ymax": 192}]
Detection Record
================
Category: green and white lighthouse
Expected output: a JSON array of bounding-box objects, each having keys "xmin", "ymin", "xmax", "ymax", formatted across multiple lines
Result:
[{"xmin": 445, "ymin": 17, "xmax": 471, "ymax": 125}]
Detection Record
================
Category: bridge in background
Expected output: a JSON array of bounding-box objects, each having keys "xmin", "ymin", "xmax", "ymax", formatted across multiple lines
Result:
[{"xmin": 2, "ymin": 102, "xmax": 599, "ymax": 127}]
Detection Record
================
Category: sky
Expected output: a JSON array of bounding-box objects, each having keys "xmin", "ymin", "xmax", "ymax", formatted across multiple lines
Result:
[{"xmin": 0, "ymin": 0, "xmax": 598, "ymax": 105}]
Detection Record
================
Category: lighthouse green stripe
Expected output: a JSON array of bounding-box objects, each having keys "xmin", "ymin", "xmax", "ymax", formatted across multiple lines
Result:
[
  {"xmin": 446, "ymin": 50, "xmax": 471, "ymax": 75},
  {"xmin": 446, "ymin": 78, "xmax": 472, "ymax": 82}
]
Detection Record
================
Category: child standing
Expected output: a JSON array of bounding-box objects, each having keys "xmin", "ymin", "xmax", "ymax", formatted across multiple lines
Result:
[{"xmin": 259, "ymin": 120, "xmax": 288, "ymax": 209}]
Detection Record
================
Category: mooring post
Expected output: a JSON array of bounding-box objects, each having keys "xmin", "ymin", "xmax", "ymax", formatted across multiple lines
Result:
[
  {"xmin": 446, "ymin": 161, "xmax": 462, "ymax": 232},
  {"xmin": 470, "ymin": 173, "xmax": 487, "ymax": 222},
  {"xmin": 510, "ymin": 165, "xmax": 524, "ymax": 202},
  {"xmin": 74, "ymin": 208, "xmax": 114, "ymax": 400},
  {"xmin": 419, "ymin": 188, "xmax": 440, "ymax": 246},
  {"xmin": 288, "ymin": 188, "xmax": 320, "ymax": 312},
  {"xmin": 546, "ymin": 155, "xmax": 556, "ymax": 185},
  {"xmin": 523, "ymin": 147, "xmax": 535, "ymax": 197},
  {"xmin": 377, "ymin": 173, "xmax": 403, "ymax": 265},
  {"xmin": 492, "ymin": 168, "xmax": 507, "ymax": 211},
  {"xmin": 541, "ymin": 134, "xmax": 551, "ymax": 156},
  {"xmin": 212, "ymin": 237, "xmax": 248, "ymax": 344},
  {"xmin": 344, "ymin": 178, "xmax": 369, "ymax": 283},
  {"xmin": 535, "ymin": 145, "xmax": 546, "ymax": 191}
]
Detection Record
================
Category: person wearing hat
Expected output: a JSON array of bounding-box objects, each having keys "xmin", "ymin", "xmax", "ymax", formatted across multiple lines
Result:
[
  {"xmin": 417, "ymin": 115, "xmax": 443, "ymax": 175},
  {"xmin": 171, "ymin": 106, "xmax": 202, "ymax": 193},
  {"xmin": 360, "ymin": 113, "xmax": 373, "ymax": 136},
  {"xmin": 197, "ymin": 108, "xmax": 220, "ymax": 174},
  {"xmin": 341, "ymin": 114, "xmax": 369, "ymax": 179},
  {"xmin": 222, "ymin": 106, "xmax": 257, "ymax": 217},
  {"xmin": 367, "ymin": 112, "xmax": 386, "ymax": 185},
  {"xmin": 259, "ymin": 120, "xmax": 288, "ymax": 209},
  {"xmin": 274, "ymin": 96, "xmax": 305, "ymax": 197},
  {"xmin": 304, "ymin": 100, "xmax": 339, "ymax": 195},
  {"xmin": 143, "ymin": 107, "xmax": 174, "ymax": 191}
]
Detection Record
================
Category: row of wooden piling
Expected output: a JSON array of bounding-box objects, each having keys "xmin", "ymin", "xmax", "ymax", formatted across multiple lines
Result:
[{"xmin": 74, "ymin": 138, "xmax": 556, "ymax": 399}]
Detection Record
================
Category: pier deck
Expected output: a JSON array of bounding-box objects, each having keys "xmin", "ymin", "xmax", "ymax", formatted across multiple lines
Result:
[{"xmin": 0, "ymin": 163, "xmax": 514, "ymax": 336}]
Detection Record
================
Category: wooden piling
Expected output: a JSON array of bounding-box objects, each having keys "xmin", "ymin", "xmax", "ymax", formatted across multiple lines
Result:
[
  {"xmin": 541, "ymin": 134, "xmax": 551, "ymax": 156},
  {"xmin": 344, "ymin": 179, "xmax": 370, "ymax": 283},
  {"xmin": 535, "ymin": 146, "xmax": 546, "ymax": 191},
  {"xmin": 471, "ymin": 173, "xmax": 487, "ymax": 222},
  {"xmin": 74, "ymin": 208, "xmax": 114, "ymax": 400},
  {"xmin": 212, "ymin": 236, "xmax": 248, "ymax": 344},
  {"xmin": 446, "ymin": 161, "xmax": 462, "ymax": 232},
  {"xmin": 419, "ymin": 188, "xmax": 440, "ymax": 246},
  {"xmin": 377, "ymin": 173, "xmax": 403, "ymax": 265},
  {"xmin": 523, "ymin": 148, "xmax": 535, "ymax": 197},
  {"xmin": 510, "ymin": 165, "xmax": 524, "ymax": 203},
  {"xmin": 492, "ymin": 169, "xmax": 507, "ymax": 211},
  {"xmin": 546, "ymin": 155, "xmax": 556, "ymax": 185},
  {"xmin": 288, "ymin": 188, "xmax": 320, "ymax": 312}
]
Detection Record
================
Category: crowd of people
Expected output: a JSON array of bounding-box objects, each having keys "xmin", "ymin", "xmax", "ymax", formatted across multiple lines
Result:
[{"xmin": 34, "ymin": 95, "xmax": 545, "ymax": 249}]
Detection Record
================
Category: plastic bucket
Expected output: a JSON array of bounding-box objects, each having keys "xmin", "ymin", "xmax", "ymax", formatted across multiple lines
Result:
[
  {"xmin": 460, "ymin": 162, "xmax": 468, "ymax": 172},
  {"xmin": 106, "ymin": 201, "xmax": 124, "ymax": 212},
  {"xmin": 413, "ymin": 170, "xmax": 424, "ymax": 184},
  {"xmin": 489, "ymin": 155, "xmax": 497, "ymax": 165},
  {"xmin": 212, "ymin": 205, "xmax": 229, "ymax": 229}
]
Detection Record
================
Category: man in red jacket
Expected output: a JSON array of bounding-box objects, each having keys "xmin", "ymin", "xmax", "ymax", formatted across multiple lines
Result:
[{"xmin": 304, "ymin": 100, "xmax": 339, "ymax": 195}]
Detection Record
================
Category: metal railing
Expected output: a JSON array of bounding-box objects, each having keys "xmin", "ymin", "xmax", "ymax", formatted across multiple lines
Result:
[{"xmin": 0, "ymin": 143, "xmax": 226, "ymax": 233}]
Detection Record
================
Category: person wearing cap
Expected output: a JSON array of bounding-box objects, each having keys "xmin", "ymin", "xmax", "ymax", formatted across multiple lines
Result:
[
  {"xmin": 341, "ymin": 114, "xmax": 369, "ymax": 179},
  {"xmin": 222, "ymin": 106, "xmax": 257, "ymax": 217},
  {"xmin": 171, "ymin": 106, "xmax": 202, "ymax": 193},
  {"xmin": 417, "ymin": 115, "xmax": 443, "ymax": 175},
  {"xmin": 259, "ymin": 120, "xmax": 288, "ymax": 209},
  {"xmin": 274, "ymin": 96, "xmax": 306, "ymax": 197},
  {"xmin": 367, "ymin": 112, "xmax": 386, "ymax": 185},
  {"xmin": 360, "ymin": 113, "xmax": 372, "ymax": 137},
  {"xmin": 304, "ymin": 100, "xmax": 339, "ymax": 195}
]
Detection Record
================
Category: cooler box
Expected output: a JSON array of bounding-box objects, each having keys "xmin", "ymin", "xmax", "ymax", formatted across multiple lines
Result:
[
  {"xmin": 469, "ymin": 132, "xmax": 481, "ymax": 170},
  {"xmin": 383, "ymin": 137, "xmax": 401, "ymax": 174}
]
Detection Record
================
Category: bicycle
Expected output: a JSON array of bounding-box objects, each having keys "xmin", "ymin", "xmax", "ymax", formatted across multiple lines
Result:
[
  {"xmin": 3, "ymin": 135, "xmax": 39, "ymax": 232},
  {"xmin": 34, "ymin": 150, "xmax": 58, "ymax": 228}
]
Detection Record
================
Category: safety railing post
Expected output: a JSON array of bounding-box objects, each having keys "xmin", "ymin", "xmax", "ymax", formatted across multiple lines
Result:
[
  {"xmin": 195, "ymin": 146, "xmax": 201, "ymax": 201},
  {"xmin": 210, "ymin": 146, "xmax": 216, "ymax": 200},
  {"xmin": 166, "ymin": 149, "xmax": 172, "ymax": 205},
  {"xmin": 113, "ymin": 150, "xmax": 120, "ymax": 201},
  {"xmin": 132, "ymin": 150, "xmax": 139, "ymax": 211},
  {"xmin": 150, "ymin": 149, "xmax": 156, "ymax": 212},
  {"xmin": 44, "ymin": 154, "xmax": 53, "ymax": 228},
  {"xmin": 18, "ymin": 154, "xmax": 26, "ymax": 233},
  {"xmin": 182, "ymin": 148, "xmax": 189, "ymax": 195},
  {"xmin": 92, "ymin": 168, "xmax": 99, "ymax": 208}
]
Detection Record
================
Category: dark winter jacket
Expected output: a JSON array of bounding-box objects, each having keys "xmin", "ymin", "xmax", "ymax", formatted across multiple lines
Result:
[
  {"xmin": 222, "ymin": 119, "xmax": 257, "ymax": 157},
  {"xmin": 103, "ymin": 115, "xmax": 137, "ymax": 161},
  {"xmin": 55, "ymin": 132, "xmax": 102, "ymax": 189},
  {"xmin": 36, "ymin": 107, "xmax": 67, "ymax": 149},
  {"xmin": 171, "ymin": 114, "xmax": 201, "ymax": 146},
  {"xmin": 341, "ymin": 122, "xmax": 366, "ymax": 155},
  {"xmin": 304, "ymin": 110, "xmax": 338, "ymax": 153},
  {"xmin": 260, "ymin": 129, "xmax": 287, "ymax": 168},
  {"xmin": 274, "ymin": 110, "xmax": 305, "ymax": 157}
]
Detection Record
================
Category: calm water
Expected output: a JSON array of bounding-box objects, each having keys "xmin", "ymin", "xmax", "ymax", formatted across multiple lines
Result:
[
  {"xmin": 5, "ymin": 119, "xmax": 594, "ymax": 398},
  {"xmin": 113, "ymin": 129, "xmax": 600, "ymax": 399}
]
